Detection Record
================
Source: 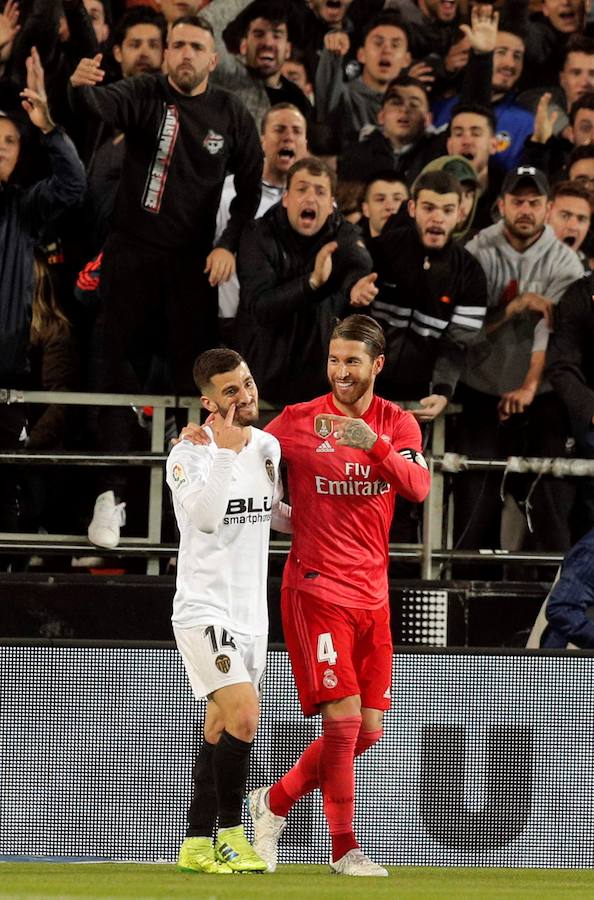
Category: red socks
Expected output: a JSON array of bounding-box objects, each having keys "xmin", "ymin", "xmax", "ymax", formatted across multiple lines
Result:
[
  {"xmin": 319, "ymin": 716, "xmax": 361, "ymax": 861},
  {"xmin": 268, "ymin": 725, "xmax": 384, "ymax": 818}
]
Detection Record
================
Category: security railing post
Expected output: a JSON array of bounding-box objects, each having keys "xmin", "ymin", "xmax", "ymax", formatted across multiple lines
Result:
[{"xmin": 146, "ymin": 404, "xmax": 166, "ymax": 575}]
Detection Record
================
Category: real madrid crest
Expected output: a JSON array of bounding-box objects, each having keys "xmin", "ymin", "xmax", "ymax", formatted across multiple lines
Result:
[
  {"xmin": 265, "ymin": 457, "xmax": 275, "ymax": 484},
  {"xmin": 215, "ymin": 654, "xmax": 231, "ymax": 674}
]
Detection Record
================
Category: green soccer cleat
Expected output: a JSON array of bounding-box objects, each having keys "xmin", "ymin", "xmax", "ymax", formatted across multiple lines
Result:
[
  {"xmin": 177, "ymin": 836, "xmax": 233, "ymax": 874},
  {"xmin": 214, "ymin": 825, "xmax": 268, "ymax": 873}
]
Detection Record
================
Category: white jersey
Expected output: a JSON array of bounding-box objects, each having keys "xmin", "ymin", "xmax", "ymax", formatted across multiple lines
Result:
[
  {"xmin": 166, "ymin": 429, "xmax": 282, "ymax": 635},
  {"xmin": 215, "ymin": 175, "xmax": 284, "ymax": 318}
]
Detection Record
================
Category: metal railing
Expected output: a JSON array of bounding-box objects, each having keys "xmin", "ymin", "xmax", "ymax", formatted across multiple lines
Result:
[{"xmin": 0, "ymin": 390, "xmax": 587, "ymax": 576}]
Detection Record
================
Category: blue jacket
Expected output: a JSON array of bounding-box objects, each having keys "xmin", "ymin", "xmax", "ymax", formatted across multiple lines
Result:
[
  {"xmin": 432, "ymin": 92, "xmax": 534, "ymax": 171},
  {"xmin": 0, "ymin": 127, "xmax": 86, "ymax": 383},
  {"xmin": 540, "ymin": 528, "xmax": 594, "ymax": 648}
]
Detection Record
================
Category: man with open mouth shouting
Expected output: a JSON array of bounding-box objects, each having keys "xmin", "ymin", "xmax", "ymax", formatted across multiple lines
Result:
[{"xmin": 237, "ymin": 156, "xmax": 378, "ymax": 405}]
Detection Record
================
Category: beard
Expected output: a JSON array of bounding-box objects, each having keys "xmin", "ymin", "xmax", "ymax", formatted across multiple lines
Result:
[
  {"xmin": 330, "ymin": 375, "xmax": 372, "ymax": 406},
  {"xmin": 216, "ymin": 400, "xmax": 259, "ymax": 425},
  {"xmin": 170, "ymin": 63, "xmax": 208, "ymax": 94}
]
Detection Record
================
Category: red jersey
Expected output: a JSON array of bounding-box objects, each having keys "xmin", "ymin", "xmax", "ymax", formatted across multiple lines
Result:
[{"xmin": 266, "ymin": 393, "xmax": 430, "ymax": 609}]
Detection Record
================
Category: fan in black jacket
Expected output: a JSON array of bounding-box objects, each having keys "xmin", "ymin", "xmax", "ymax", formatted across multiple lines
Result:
[
  {"xmin": 369, "ymin": 169, "xmax": 488, "ymax": 419},
  {"xmin": 237, "ymin": 157, "xmax": 376, "ymax": 404}
]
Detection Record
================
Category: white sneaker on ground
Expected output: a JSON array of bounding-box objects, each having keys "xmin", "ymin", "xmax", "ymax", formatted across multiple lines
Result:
[
  {"xmin": 330, "ymin": 849, "xmax": 388, "ymax": 877},
  {"xmin": 247, "ymin": 786, "xmax": 287, "ymax": 872},
  {"xmin": 87, "ymin": 491, "xmax": 126, "ymax": 549}
]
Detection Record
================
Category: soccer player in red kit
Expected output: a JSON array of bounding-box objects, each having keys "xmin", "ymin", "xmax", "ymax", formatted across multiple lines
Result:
[{"xmin": 248, "ymin": 314, "xmax": 431, "ymax": 877}]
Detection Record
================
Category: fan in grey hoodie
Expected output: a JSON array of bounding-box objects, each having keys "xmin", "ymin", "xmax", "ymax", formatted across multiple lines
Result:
[
  {"xmin": 452, "ymin": 165, "xmax": 585, "ymax": 561},
  {"xmin": 462, "ymin": 170, "xmax": 584, "ymax": 407}
]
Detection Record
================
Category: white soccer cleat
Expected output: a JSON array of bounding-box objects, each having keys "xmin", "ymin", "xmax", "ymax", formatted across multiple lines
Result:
[
  {"xmin": 247, "ymin": 786, "xmax": 287, "ymax": 872},
  {"xmin": 87, "ymin": 491, "xmax": 126, "ymax": 549},
  {"xmin": 330, "ymin": 849, "xmax": 389, "ymax": 877}
]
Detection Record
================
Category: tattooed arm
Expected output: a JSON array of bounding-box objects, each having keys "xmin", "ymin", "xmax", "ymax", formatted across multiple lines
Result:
[{"xmin": 317, "ymin": 413, "xmax": 431, "ymax": 502}]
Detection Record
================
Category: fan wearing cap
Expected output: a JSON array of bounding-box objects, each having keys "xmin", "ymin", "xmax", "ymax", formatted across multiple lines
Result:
[{"xmin": 452, "ymin": 165, "xmax": 585, "ymax": 556}]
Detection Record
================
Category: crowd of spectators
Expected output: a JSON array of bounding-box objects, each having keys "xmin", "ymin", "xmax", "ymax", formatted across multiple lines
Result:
[{"xmin": 2, "ymin": 0, "xmax": 594, "ymax": 567}]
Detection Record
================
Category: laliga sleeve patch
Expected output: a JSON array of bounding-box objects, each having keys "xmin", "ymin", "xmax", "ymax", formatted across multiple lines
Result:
[
  {"xmin": 171, "ymin": 462, "xmax": 189, "ymax": 489},
  {"xmin": 399, "ymin": 448, "xmax": 428, "ymax": 469}
]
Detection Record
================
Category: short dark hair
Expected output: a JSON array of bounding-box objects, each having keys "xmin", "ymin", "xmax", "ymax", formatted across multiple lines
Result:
[
  {"xmin": 331, "ymin": 315, "xmax": 386, "ymax": 360},
  {"xmin": 569, "ymin": 91, "xmax": 594, "ymax": 126},
  {"xmin": 113, "ymin": 5, "xmax": 167, "ymax": 48},
  {"xmin": 382, "ymin": 73, "xmax": 428, "ymax": 106},
  {"xmin": 169, "ymin": 14, "xmax": 214, "ymax": 40},
  {"xmin": 497, "ymin": 17, "xmax": 527, "ymax": 43},
  {"xmin": 360, "ymin": 11, "xmax": 410, "ymax": 49},
  {"xmin": 261, "ymin": 102, "xmax": 304, "ymax": 134},
  {"xmin": 240, "ymin": 0, "xmax": 290, "ymax": 36},
  {"xmin": 568, "ymin": 144, "xmax": 594, "ymax": 167},
  {"xmin": 449, "ymin": 102, "xmax": 496, "ymax": 135},
  {"xmin": 561, "ymin": 34, "xmax": 594, "ymax": 70},
  {"xmin": 551, "ymin": 179, "xmax": 594, "ymax": 212},
  {"xmin": 193, "ymin": 349, "xmax": 245, "ymax": 393},
  {"xmin": 286, "ymin": 156, "xmax": 336, "ymax": 194},
  {"xmin": 363, "ymin": 171, "xmax": 408, "ymax": 202},
  {"xmin": 412, "ymin": 170, "xmax": 462, "ymax": 201}
]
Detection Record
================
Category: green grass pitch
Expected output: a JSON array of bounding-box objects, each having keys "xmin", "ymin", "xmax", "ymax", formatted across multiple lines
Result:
[{"xmin": 2, "ymin": 864, "xmax": 594, "ymax": 899}]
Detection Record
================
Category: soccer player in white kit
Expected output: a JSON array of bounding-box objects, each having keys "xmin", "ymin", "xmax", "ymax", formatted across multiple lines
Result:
[{"xmin": 166, "ymin": 348, "xmax": 290, "ymax": 875}]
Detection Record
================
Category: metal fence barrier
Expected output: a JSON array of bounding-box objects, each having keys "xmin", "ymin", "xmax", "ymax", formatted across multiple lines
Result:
[{"xmin": 0, "ymin": 390, "xmax": 587, "ymax": 576}]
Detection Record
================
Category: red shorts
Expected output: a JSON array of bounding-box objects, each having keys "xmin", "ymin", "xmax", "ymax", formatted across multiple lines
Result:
[{"xmin": 281, "ymin": 587, "xmax": 393, "ymax": 717}]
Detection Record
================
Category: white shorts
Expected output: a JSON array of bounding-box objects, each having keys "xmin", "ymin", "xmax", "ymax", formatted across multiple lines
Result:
[{"xmin": 173, "ymin": 623, "xmax": 267, "ymax": 701}]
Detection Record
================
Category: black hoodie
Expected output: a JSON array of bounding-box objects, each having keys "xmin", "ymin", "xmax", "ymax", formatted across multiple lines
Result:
[{"xmin": 237, "ymin": 202, "xmax": 372, "ymax": 403}]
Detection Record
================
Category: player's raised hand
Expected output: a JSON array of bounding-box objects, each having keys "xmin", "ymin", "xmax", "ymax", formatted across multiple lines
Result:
[
  {"xmin": 20, "ymin": 47, "xmax": 54, "ymax": 133},
  {"xmin": 211, "ymin": 404, "xmax": 247, "ymax": 454},
  {"xmin": 70, "ymin": 53, "xmax": 105, "ymax": 88},
  {"xmin": 331, "ymin": 415, "xmax": 378, "ymax": 451}
]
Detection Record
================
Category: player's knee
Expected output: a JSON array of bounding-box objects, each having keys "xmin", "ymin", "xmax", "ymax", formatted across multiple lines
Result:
[{"xmin": 226, "ymin": 704, "xmax": 260, "ymax": 743}]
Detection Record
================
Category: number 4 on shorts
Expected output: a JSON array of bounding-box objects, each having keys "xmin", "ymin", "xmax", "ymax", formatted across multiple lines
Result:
[{"xmin": 317, "ymin": 632, "xmax": 337, "ymax": 666}]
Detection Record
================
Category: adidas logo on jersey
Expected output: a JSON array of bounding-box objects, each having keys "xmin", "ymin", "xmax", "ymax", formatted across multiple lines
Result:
[{"xmin": 316, "ymin": 440, "xmax": 334, "ymax": 453}]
